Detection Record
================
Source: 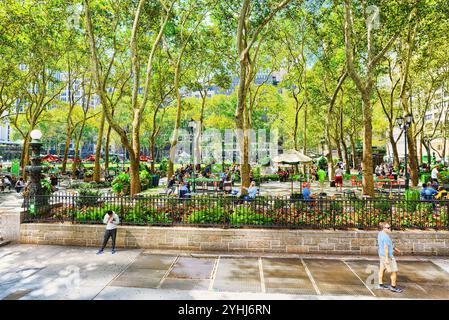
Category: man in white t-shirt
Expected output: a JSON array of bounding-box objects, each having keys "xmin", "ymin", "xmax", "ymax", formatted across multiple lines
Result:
[
  {"xmin": 335, "ymin": 165, "xmax": 344, "ymax": 191},
  {"xmin": 431, "ymin": 165, "xmax": 439, "ymax": 183},
  {"xmin": 97, "ymin": 210, "xmax": 120, "ymax": 254}
]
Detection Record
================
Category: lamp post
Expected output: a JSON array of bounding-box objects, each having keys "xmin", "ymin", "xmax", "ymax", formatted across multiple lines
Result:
[
  {"xmin": 26, "ymin": 130, "xmax": 45, "ymax": 206},
  {"xmin": 396, "ymin": 114, "xmax": 413, "ymax": 190},
  {"xmin": 188, "ymin": 119, "xmax": 197, "ymax": 193}
]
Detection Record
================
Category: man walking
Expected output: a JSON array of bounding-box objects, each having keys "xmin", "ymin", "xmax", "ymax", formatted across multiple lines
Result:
[
  {"xmin": 377, "ymin": 221, "xmax": 403, "ymax": 293},
  {"xmin": 97, "ymin": 210, "xmax": 120, "ymax": 254}
]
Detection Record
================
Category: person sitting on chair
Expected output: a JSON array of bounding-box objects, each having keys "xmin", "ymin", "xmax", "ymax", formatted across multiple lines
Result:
[
  {"xmin": 167, "ymin": 175, "xmax": 177, "ymax": 195},
  {"xmin": 179, "ymin": 181, "xmax": 191, "ymax": 198},
  {"xmin": 420, "ymin": 183, "xmax": 437, "ymax": 200},
  {"xmin": 242, "ymin": 181, "xmax": 258, "ymax": 201},
  {"xmin": 435, "ymin": 186, "xmax": 448, "ymax": 200}
]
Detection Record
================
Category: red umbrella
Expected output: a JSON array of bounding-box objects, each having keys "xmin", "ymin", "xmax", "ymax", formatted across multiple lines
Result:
[
  {"xmin": 85, "ymin": 154, "xmax": 96, "ymax": 162},
  {"xmin": 42, "ymin": 154, "xmax": 59, "ymax": 162},
  {"xmin": 140, "ymin": 155, "xmax": 152, "ymax": 162}
]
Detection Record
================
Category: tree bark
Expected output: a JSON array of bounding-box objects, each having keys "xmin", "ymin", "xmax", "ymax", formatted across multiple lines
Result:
[
  {"xmin": 361, "ymin": 96, "xmax": 375, "ymax": 196},
  {"xmin": 61, "ymin": 128, "xmax": 72, "ymax": 173},
  {"xmin": 104, "ymin": 123, "xmax": 112, "ymax": 175},
  {"xmin": 71, "ymin": 123, "xmax": 85, "ymax": 179},
  {"xmin": 93, "ymin": 112, "xmax": 105, "ymax": 182}
]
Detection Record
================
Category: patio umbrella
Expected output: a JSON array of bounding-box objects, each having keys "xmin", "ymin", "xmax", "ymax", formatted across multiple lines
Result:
[
  {"xmin": 140, "ymin": 155, "xmax": 152, "ymax": 162},
  {"xmin": 41, "ymin": 154, "xmax": 59, "ymax": 162},
  {"xmin": 85, "ymin": 154, "xmax": 95, "ymax": 162},
  {"xmin": 272, "ymin": 149, "xmax": 313, "ymax": 194}
]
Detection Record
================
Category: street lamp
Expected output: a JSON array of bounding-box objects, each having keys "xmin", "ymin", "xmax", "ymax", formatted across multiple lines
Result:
[
  {"xmin": 396, "ymin": 114, "xmax": 413, "ymax": 190},
  {"xmin": 320, "ymin": 137, "xmax": 325, "ymax": 156},
  {"xmin": 26, "ymin": 129, "xmax": 45, "ymax": 206},
  {"xmin": 188, "ymin": 119, "xmax": 197, "ymax": 193}
]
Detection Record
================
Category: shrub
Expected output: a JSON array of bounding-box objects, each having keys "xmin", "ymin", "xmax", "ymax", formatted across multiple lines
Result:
[
  {"xmin": 229, "ymin": 205, "xmax": 273, "ymax": 225},
  {"xmin": 187, "ymin": 206, "xmax": 225, "ymax": 224},
  {"xmin": 76, "ymin": 184, "xmax": 102, "ymax": 207},
  {"xmin": 112, "ymin": 173, "xmax": 130, "ymax": 195},
  {"xmin": 139, "ymin": 170, "xmax": 152, "ymax": 190},
  {"xmin": 374, "ymin": 200, "xmax": 391, "ymax": 214},
  {"xmin": 84, "ymin": 170, "xmax": 94, "ymax": 177},
  {"xmin": 317, "ymin": 156, "xmax": 327, "ymax": 169},
  {"xmin": 159, "ymin": 158, "xmax": 168, "ymax": 173},
  {"xmin": 41, "ymin": 178, "xmax": 54, "ymax": 195}
]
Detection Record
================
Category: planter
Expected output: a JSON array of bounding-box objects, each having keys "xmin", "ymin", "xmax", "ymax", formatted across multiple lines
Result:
[{"xmin": 83, "ymin": 176, "xmax": 93, "ymax": 182}]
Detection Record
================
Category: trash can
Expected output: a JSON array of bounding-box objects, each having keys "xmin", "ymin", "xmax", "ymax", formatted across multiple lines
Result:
[{"xmin": 152, "ymin": 174, "xmax": 160, "ymax": 188}]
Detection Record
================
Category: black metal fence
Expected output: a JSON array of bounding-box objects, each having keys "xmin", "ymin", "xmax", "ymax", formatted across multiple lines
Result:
[{"xmin": 22, "ymin": 193, "xmax": 449, "ymax": 230}]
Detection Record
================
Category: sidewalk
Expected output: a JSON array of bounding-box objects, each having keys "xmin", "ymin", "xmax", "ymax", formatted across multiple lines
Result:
[{"xmin": 1, "ymin": 244, "xmax": 449, "ymax": 300}]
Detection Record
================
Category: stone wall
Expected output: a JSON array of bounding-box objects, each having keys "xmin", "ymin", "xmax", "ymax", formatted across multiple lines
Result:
[
  {"xmin": 20, "ymin": 223, "xmax": 449, "ymax": 256},
  {"xmin": 0, "ymin": 208, "xmax": 21, "ymax": 243}
]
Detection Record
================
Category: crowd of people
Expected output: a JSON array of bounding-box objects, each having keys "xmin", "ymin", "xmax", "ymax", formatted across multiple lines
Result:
[
  {"xmin": 166, "ymin": 164, "xmax": 242, "ymax": 197},
  {"xmin": 0, "ymin": 174, "xmax": 27, "ymax": 193}
]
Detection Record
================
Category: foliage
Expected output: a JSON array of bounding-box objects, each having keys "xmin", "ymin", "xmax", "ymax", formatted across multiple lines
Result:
[
  {"xmin": 76, "ymin": 184, "xmax": 102, "ymax": 207},
  {"xmin": 187, "ymin": 206, "xmax": 226, "ymax": 224},
  {"xmin": 111, "ymin": 173, "xmax": 130, "ymax": 195},
  {"xmin": 41, "ymin": 179, "xmax": 54, "ymax": 195},
  {"xmin": 317, "ymin": 157, "xmax": 328, "ymax": 169}
]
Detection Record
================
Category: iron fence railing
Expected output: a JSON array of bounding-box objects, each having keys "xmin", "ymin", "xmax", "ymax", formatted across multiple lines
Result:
[{"xmin": 22, "ymin": 194, "xmax": 449, "ymax": 230}]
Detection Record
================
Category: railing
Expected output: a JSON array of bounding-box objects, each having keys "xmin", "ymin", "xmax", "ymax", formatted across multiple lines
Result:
[{"xmin": 22, "ymin": 194, "xmax": 449, "ymax": 230}]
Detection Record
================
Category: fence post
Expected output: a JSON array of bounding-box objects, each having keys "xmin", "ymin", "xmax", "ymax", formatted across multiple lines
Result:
[
  {"xmin": 390, "ymin": 199, "xmax": 393, "ymax": 230},
  {"xmin": 71, "ymin": 194, "xmax": 75, "ymax": 224},
  {"xmin": 447, "ymin": 201, "xmax": 449, "ymax": 232},
  {"xmin": 332, "ymin": 200, "xmax": 336, "ymax": 231}
]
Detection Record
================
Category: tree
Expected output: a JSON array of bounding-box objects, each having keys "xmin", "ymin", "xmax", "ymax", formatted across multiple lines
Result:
[{"xmin": 343, "ymin": 0, "xmax": 401, "ymax": 196}]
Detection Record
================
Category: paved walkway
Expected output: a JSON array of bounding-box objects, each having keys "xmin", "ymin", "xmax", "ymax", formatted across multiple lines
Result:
[{"xmin": 1, "ymin": 244, "xmax": 449, "ymax": 300}]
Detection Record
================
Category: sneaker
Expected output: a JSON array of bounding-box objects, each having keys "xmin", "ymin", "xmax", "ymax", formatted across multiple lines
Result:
[
  {"xmin": 111, "ymin": 249, "xmax": 116, "ymax": 254},
  {"xmin": 389, "ymin": 286, "xmax": 403, "ymax": 293},
  {"xmin": 96, "ymin": 250, "xmax": 104, "ymax": 255},
  {"xmin": 376, "ymin": 284, "xmax": 390, "ymax": 290}
]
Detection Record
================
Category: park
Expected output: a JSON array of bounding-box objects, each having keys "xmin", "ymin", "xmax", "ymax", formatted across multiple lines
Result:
[{"xmin": 1, "ymin": 0, "xmax": 449, "ymax": 302}]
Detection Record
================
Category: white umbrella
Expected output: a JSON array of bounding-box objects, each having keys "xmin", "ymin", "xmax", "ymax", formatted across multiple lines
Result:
[
  {"xmin": 272, "ymin": 149, "xmax": 313, "ymax": 194},
  {"xmin": 272, "ymin": 149, "xmax": 313, "ymax": 164}
]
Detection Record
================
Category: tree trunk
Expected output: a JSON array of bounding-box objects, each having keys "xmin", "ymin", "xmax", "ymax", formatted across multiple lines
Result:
[
  {"xmin": 104, "ymin": 123, "xmax": 112, "ymax": 175},
  {"xmin": 61, "ymin": 128, "xmax": 72, "ymax": 173},
  {"xmin": 293, "ymin": 106, "xmax": 300, "ymax": 150},
  {"xmin": 390, "ymin": 134, "xmax": 400, "ymax": 171},
  {"xmin": 150, "ymin": 134, "xmax": 156, "ymax": 173},
  {"xmin": 71, "ymin": 125, "xmax": 85, "ymax": 179},
  {"xmin": 21, "ymin": 135, "xmax": 30, "ymax": 180},
  {"xmin": 361, "ymin": 96, "xmax": 374, "ymax": 196},
  {"xmin": 128, "ymin": 152, "xmax": 140, "ymax": 195},
  {"xmin": 93, "ymin": 112, "xmax": 105, "ymax": 182},
  {"xmin": 349, "ymin": 134, "xmax": 356, "ymax": 169},
  {"xmin": 407, "ymin": 129, "xmax": 419, "ymax": 186},
  {"xmin": 303, "ymin": 104, "xmax": 307, "ymax": 154},
  {"xmin": 168, "ymin": 61, "xmax": 182, "ymax": 179},
  {"xmin": 342, "ymin": 138, "xmax": 350, "ymax": 174}
]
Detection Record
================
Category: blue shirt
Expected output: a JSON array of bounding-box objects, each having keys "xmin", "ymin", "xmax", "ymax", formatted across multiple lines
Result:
[
  {"xmin": 303, "ymin": 188, "xmax": 311, "ymax": 200},
  {"xmin": 247, "ymin": 186, "xmax": 257, "ymax": 198},
  {"xmin": 421, "ymin": 187, "xmax": 437, "ymax": 200},
  {"xmin": 378, "ymin": 231, "xmax": 394, "ymax": 258}
]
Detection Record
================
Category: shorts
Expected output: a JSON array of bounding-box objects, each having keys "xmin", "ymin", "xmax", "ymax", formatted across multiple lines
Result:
[
  {"xmin": 379, "ymin": 256, "xmax": 398, "ymax": 273},
  {"xmin": 335, "ymin": 176, "xmax": 343, "ymax": 185}
]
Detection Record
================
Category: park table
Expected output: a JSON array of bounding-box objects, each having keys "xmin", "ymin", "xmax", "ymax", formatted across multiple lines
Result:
[
  {"xmin": 185, "ymin": 177, "xmax": 222, "ymax": 192},
  {"xmin": 374, "ymin": 178, "xmax": 398, "ymax": 192}
]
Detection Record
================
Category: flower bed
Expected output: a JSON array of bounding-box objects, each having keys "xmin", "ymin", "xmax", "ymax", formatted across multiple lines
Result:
[{"xmin": 25, "ymin": 196, "xmax": 449, "ymax": 230}]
